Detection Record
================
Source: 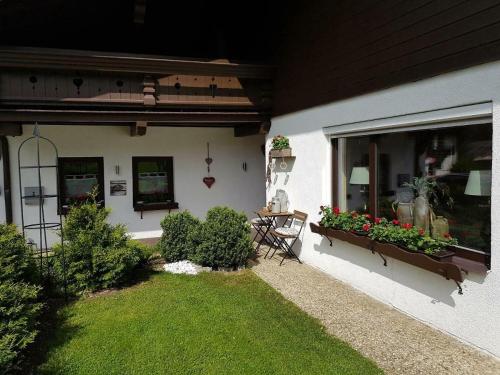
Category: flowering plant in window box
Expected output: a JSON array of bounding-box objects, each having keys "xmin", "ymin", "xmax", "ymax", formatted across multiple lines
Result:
[
  {"xmin": 368, "ymin": 217, "xmax": 456, "ymax": 256},
  {"xmin": 319, "ymin": 206, "xmax": 372, "ymax": 234},
  {"xmin": 318, "ymin": 206, "xmax": 457, "ymax": 256}
]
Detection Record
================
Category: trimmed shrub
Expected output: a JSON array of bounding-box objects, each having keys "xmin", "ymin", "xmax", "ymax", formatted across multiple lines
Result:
[
  {"xmin": 53, "ymin": 195, "xmax": 143, "ymax": 294},
  {"xmin": 0, "ymin": 281, "xmax": 42, "ymax": 374},
  {"xmin": 159, "ymin": 211, "xmax": 201, "ymax": 262},
  {"xmin": 0, "ymin": 224, "xmax": 36, "ymax": 284},
  {"xmin": 189, "ymin": 207, "xmax": 253, "ymax": 269}
]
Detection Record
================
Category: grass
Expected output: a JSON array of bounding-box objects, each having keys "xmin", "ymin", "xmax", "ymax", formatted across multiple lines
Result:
[{"xmin": 35, "ymin": 270, "xmax": 382, "ymax": 375}]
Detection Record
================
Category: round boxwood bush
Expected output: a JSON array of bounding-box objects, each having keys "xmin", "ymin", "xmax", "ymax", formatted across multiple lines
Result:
[
  {"xmin": 159, "ymin": 211, "xmax": 201, "ymax": 262},
  {"xmin": 190, "ymin": 207, "xmax": 253, "ymax": 269}
]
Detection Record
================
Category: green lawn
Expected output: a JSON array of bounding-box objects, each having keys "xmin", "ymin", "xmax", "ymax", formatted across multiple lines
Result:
[{"xmin": 35, "ymin": 271, "xmax": 382, "ymax": 375}]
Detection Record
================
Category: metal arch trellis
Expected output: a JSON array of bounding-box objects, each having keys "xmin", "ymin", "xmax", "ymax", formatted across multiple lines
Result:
[{"xmin": 17, "ymin": 124, "xmax": 67, "ymax": 297}]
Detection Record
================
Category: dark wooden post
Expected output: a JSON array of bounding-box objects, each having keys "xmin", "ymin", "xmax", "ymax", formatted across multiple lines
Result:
[{"xmin": 369, "ymin": 138, "xmax": 378, "ymax": 218}]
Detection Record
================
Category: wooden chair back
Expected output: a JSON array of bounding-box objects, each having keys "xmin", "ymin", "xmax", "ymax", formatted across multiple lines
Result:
[{"xmin": 293, "ymin": 210, "xmax": 308, "ymax": 223}]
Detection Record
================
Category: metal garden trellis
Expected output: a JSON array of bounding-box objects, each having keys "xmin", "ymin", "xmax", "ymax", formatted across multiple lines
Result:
[{"xmin": 17, "ymin": 124, "xmax": 67, "ymax": 296}]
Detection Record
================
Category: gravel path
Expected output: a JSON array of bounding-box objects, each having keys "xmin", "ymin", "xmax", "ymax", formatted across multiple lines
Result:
[{"xmin": 251, "ymin": 253, "xmax": 500, "ymax": 375}]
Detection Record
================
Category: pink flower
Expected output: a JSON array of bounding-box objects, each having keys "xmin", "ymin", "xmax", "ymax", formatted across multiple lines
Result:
[
  {"xmin": 362, "ymin": 223, "xmax": 371, "ymax": 232},
  {"xmin": 374, "ymin": 217, "xmax": 382, "ymax": 225},
  {"xmin": 364, "ymin": 214, "xmax": 372, "ymax": 220},
  {"xmin": 392, "ymin": 219, "xmax": 400, "ymax": 225}
]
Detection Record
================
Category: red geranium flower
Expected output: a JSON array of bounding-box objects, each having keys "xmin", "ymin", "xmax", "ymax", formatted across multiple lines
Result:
[
  {"xmin": 364, "ymin": 214, "xmax": 372, "ymax": 220},
  {"xmin": 392, "ymin": 219, "xmax": 399, "ymax": 225},
  {"xmin": 402, "ymin": 223, "xmax": 413, "ymax": 230},
  {"xmin": 333, "ymin": 207, "xmax": 340, "ymax": 215},
  {"xmin": 351, "ymin": 211, "xmax": 359, "ymax": 218},
  {"xmin": 418, "ymin": 228, "xmax": 425, "ymax": 236},
  {"xmin": 443, "ymin": 233, "xmax": 451, "ymax": 239},
  {"xmin": 374, "ymin": 217, "xmax": 382, "ymax": 225},
  {"xmin": 362, "ymin": 223, "xmax": 371, "ymax": 232}
]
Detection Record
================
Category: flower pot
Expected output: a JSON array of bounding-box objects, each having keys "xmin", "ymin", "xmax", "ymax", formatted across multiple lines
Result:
[
  {"xmin": 270, "ymin": 148, "xmax": 292, "ymax": 158},
  {"xmin": 414, "ymin": 195, "xmax": 430, "ymax": 234},
  {"xmin": 427, "ymin": 249, "xmax": 455, "ymax": 261},
  {"xmin": 395, "ymin": 202, "xmax": 414, "ymax": 225}
]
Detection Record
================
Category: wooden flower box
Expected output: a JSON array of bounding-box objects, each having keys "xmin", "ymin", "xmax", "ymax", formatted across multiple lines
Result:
[
  {"xmin": 309, "ymin": 223, "xmax": 467, "ymax": 291},
  {"xmin": 270, "ymin": 148, "xmax": 293, "ymax": 158}
]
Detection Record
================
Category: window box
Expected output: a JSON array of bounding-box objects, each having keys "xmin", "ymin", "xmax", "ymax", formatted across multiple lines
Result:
[
  {"xmin": 309, "ymin": 222, "xmax": 476, "ymax": 293},
  {"xmin": 133, "ymin": 201, "xmax": 179, "ymax": 212},
  {"xmin": 270, "ymin": 148, "xmax": 293, "ymax": 158}
]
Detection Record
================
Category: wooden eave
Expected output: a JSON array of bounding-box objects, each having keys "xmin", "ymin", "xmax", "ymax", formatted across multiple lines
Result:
[
  {"xmin": 0, "ymin": 107, "xmax": 266, "ymax": 125},
  {"xmin": 0, "ymin": 47, "xmax": 275, "ymax": 79}
]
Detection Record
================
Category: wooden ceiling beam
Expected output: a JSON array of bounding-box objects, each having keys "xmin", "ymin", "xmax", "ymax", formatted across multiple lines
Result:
[
  {"xmin": 0, "ymin": 108, "xmax": 267, "ymax": 124},
  {"xmin": 0, "ymin": 47, "xmax": 274, "ymax": 79}
]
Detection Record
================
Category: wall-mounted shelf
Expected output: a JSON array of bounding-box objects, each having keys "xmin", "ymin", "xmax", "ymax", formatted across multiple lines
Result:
[{"xmin": 310, "ymin": 223, "xmax": 488, "ymax": 295}]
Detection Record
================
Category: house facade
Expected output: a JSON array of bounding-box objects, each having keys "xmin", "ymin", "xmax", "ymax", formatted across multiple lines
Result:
[{"xmin": 1, "ymin": 0, "xmax": 500, "ymax": 362}]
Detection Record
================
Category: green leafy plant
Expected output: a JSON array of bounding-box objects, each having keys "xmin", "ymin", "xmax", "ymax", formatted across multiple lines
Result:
[
  {"xmin": 0, "ymin": 224, "xmax": 43, "ymax": 374},
  {"xmin": 0, "ymin": 281, "xmax": 43, "ymax": 374},
  {"xmin": 0, "ymin": 224, "xmax": 37, "ymax": 284},
  {"xmin": 189, "ymin": 207, "xmax": 253, "ymax": 269},
  {"xmin": 159, "ymin": 211, "xmax": 201, "ymax": 262},
  {"xmin": 53, "ymin": 190, "xmax": 143, "ymax": 294},
  {"xmin": 271, "ymin": 135, "xmax": 290, "ymax": 150},
  {"xmin": 403, "ymin": 176, "xmax": 453, "ymax": 208}
]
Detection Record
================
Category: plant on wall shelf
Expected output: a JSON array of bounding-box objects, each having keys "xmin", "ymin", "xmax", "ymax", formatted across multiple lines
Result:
[{"xmin": 271, "ymin": 135, "xmax": 290, "ymax": 150}]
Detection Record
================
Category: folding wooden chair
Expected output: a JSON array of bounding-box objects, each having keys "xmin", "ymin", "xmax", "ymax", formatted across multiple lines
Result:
[
  {"xmin": 265, "ymin": 210, "xmax": 307, "ymax": 265},
  {"xmin": 250, "ymin": 216, "xmax": 272, "ymax": 251}
]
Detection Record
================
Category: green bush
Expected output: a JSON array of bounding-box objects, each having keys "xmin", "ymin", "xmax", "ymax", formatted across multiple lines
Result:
[
  {"xmin": 0, "ymin": 224, "xmax": 36, "ymax": 284},
  {"xmin": 0, "ymin": 281, "xmax": 42, "ymax": 374},
  {"xmin": 53, "ymin": 196, "xmax": 143, "ymax": 294},
  {"xmin": 159, "ymin": 212, "xmax": 200, "ymax": 262},
  {"xmin": 0, "ymin": 224, "xmax": 42, "ymax": 374},
  {"xmin": 190, "ymin": 207, "xmax": 253, "ymax": 269}
]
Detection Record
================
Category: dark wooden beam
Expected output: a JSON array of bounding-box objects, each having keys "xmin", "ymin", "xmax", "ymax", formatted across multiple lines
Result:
[
  {"xmin": 0, "ymin": 123, "xmax": 22, "ymax": 136},
  {"xmin": 369, "ymin": 138, "xmax": 378, "ymax": 218},
  {"xmin": 130, "ymin": 121, "xmax": 147, "ymax": 136},
  {"xmin": 233, "ymin": 120, "xmax": 270, "ymax": 137},
  {"xmin": 0, "ymin": 108, "xmax": 267, "ymax": 125},
  {"xmin": 0, "ymin": 47, "xmax": 274, "ymax": 79}
]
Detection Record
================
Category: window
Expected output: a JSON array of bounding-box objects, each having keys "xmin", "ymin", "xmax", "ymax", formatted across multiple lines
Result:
[
  {"xmin": 132, "ymin": 157, "xmax": 176, "ymax": 211},
  {"xmin": 58, "ymin": 157, "xmax": 105, "ymax": 209},
  {"xmin": 332, "ymin": 117, "xmax": 492, "ymax": 260}
]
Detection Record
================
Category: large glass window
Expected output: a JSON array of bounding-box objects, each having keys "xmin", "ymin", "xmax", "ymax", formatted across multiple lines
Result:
[
  {"xmin": 58, "ymin": 157, "xmax": 105, "ymax": 209},
  {"xmin": 132, "ymin": 157, "xmax": 175, "ymax": 211},
  {"xmin": 341, "ymin": 123, "xmax": 491, "ymax": 254},
  {"xmin": 346, "ymin": 137, "xmax": 370, "ymax": 213}
]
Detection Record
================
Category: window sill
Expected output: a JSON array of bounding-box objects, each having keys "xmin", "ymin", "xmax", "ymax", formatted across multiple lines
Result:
[
  {"xmin": 133, "ymin": 202, "xmax": 179, "ymax": 212},
  {"xmin": 310, "ymin": 223, "xmax": 488, "ymax": 294}
]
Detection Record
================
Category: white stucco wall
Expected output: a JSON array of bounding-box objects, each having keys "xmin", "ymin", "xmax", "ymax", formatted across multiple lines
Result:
[
  {"xmin": 7, "ymin": 125, "xmax": 265, "ymax": 244},
  {"xmin": 268, "ymin": 61, "xmax": 500, "ymax": 358}
]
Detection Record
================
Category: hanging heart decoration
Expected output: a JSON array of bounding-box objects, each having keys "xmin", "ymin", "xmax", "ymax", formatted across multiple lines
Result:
[{"xmin": 203, "ymin": 176, "xmax": 216, "ymax": 188}]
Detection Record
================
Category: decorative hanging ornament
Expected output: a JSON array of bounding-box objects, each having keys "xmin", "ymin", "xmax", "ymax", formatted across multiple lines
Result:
[{"xmin": 203, "ymin": 142, "xmax": 215, "ymax": 188}]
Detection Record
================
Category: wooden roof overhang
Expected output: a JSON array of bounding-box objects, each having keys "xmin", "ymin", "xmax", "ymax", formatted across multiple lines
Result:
[{"xmin": 0, "ymin": 47, "xmax": 274, "ymax": 136}]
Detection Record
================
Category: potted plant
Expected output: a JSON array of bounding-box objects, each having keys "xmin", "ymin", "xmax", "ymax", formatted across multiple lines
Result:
[
  {"xmin": 270, "ymin": 135, "xmax": 292, "ymax": 157},
  {"xmin": 403, "ymin": 176, "xmax": 453, "ymax": 235}
]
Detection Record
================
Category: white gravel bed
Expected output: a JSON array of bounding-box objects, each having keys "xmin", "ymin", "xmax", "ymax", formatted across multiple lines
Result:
[{"xmin": 163, "ymin": 260, "xmax": 210, "ymax": 275}]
